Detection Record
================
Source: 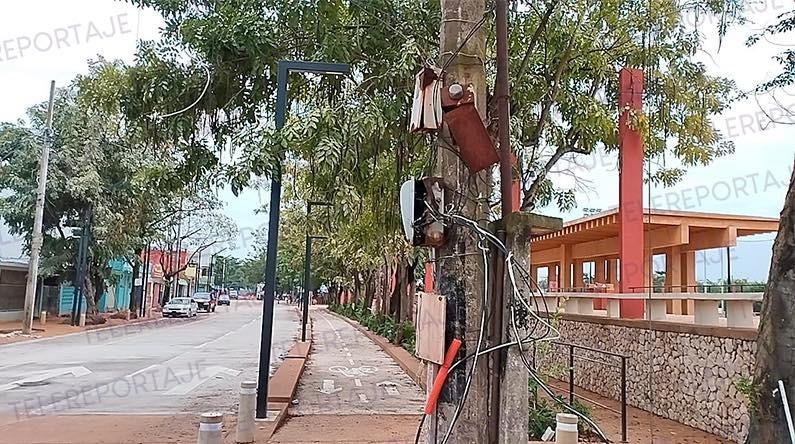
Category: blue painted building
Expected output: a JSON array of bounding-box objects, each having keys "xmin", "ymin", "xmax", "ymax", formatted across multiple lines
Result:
[{"xmin": 58, "ymin": 259, "xmax": 133, "ymax": 315}]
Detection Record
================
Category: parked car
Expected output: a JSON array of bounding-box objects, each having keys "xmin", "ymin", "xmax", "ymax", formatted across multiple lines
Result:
[
  {"xmin": 218, "ymin": 293, "xmax": 231, "ymax": 306},
  {"xmin": 228, "ymin": 290, "xmax": 239, "ymax": 300},
  {"xmin": 192, "ymin": 291, "xmax": 216, "ymax": 312},
  {"xmin": 163, "ymin": 297, "xmax": 198, "ymax": 318}
]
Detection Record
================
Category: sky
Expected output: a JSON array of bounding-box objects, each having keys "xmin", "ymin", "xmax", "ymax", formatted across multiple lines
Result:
[{"xmin": 0, "ymin": 0, "xmax": 792, "ymax": 280}]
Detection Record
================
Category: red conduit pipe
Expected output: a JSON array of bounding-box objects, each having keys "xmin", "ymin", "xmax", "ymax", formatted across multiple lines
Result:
[{"xmin": 424, "ymin": 338, "xmax": 463, "ymax": 415}]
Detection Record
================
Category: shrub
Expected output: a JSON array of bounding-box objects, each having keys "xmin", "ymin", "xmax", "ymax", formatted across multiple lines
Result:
[
  {"xmin": 528, "ymin": 379, "xmax": 595, "ymax": 440},
  {"xmin": 329, "ymin": 303, "xmax": 418, "ymax": 356}
]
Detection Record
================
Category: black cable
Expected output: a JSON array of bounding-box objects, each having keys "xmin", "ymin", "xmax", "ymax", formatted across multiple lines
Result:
[
  {"xmin": 419, "ymin": 210, "xmax": 610, "ymax": 442},
  {"xmin": 414, "ymin": 413, "xmax": 426, "ymax": 444},
  {"xmin": 449, "ymin": 213, "xmax": 609, "ymax": 440}
]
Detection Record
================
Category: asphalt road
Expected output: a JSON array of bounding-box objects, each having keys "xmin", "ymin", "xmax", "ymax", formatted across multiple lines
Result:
[{"xmin": 0, "ymin": 301, "xmax": 299, "ymax": 426}]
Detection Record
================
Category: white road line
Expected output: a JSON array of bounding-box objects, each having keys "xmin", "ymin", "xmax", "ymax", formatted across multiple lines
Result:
[
  {"xmin": 354, "ymin": 378, "xmax": 362, "ymax": 387},
  {"xmin": 348, "ymin": 358, "xmax": 355, "ymax": 365},
  {"xmin": 343, "ymin": 347, "xmax": 349, "ymax": 352},
  {"xmin": 195, "ymin": 342, "xmax": 209, "ymax": 349},
  {"xmin": 358, "ymin": 393, "xmax": 369, "ymax": 403},
  {"xmin": 0, "ymin": 362, "xmax": 29, "ymax": 372},
  {"xmin": 101, "ymin": 316, "xmax": 216, "ymax": 346},
  {"xmin": 346, "ymin": 352, "xmax": 352, "ymax": 357},
  {"xmin": 125, "ymin": 364, "xmax": 159, "ymax": 378}
]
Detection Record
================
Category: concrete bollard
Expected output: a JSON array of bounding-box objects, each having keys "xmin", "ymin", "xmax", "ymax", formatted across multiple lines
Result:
[
  {"xmin": 197, "ymin": 412, "xmax": 223, "ymax": 444},
  {"xmin": 79, "ymin": 313, "xmax": 86, "ymax": 327},
  {"xmin": 40, "ymin": 311, "xmax": 47, "ymax": 326},
  {"xmin": 555, "ymin": 413, "xmax": 578, "ymax": 444},
  {"xmin": 235, "ymin": 381, "xmax": 257, "ymax": 443}
]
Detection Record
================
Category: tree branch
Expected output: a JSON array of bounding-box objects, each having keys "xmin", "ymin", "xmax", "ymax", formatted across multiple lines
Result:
[{"xmin": 513, "ymin": 2, "xmax": 557, "ymax": 88}]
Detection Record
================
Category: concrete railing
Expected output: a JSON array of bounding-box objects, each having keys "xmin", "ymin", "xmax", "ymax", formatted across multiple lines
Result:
[{"xmin": 538, "ymin": 292, "xmax": 762, "ymax": 328}]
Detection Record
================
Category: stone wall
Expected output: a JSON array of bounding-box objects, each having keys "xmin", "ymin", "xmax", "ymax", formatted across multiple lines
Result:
[{"xmin": 537, "ymin": 316, "xmax": 756, "ymax": 443}]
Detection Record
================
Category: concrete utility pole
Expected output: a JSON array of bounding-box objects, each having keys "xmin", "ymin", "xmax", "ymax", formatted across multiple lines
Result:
[
  {"xmin": 22, "ymin": 81, "xmax": 56, "ymax": 335},
  {"xmin": 432, "ymin": 1, "xmax": 491, "ymax": 442}
]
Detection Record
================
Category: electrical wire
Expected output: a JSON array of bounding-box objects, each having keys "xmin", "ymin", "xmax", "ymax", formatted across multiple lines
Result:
[
  {"xmin": 426, "ymin": 209, "xmax": 610, "ymax": 444},
  {"xmin": 440, "ymin": 9, "xmax": 492, "ymax": 72},
  {"xmin": 414, "ymin": 413, "xmax": 426, "ymax": 444},
  {"xmin": 150, "ymin": 65, "xmax": 211, "ymax": 120},
  {"xmin": 510, "ymin": 302, "xmax": 610, "ymax": 443}
]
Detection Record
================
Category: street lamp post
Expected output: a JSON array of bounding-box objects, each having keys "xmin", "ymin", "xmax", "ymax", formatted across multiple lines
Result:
[
  {"xmin": 208, "ymin": 248, "xmax": 228, "ymax": 292},
  {"xmin": 302, "ymin": 234, "xmax": 327, "ymax": 342},
  {"xmin": 257, "ymin": 60, "xmax": 349, "ymax": 420},
  {"xmin": 301, "ymin": 200, "xmax": 331, "ymax": 342}
]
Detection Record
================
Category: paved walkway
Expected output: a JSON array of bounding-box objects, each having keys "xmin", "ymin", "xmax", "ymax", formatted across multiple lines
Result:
[
  {"xmin": 289, "ymin": 307, "xmax": 424, "ymax": 416},
  {"xmin": 271, "ymin": 307, "xmax": 424, "ymax": 443}
]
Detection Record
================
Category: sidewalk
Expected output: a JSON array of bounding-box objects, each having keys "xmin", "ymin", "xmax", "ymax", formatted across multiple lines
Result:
[
  {"xmin": 0, "ymin": 312, "xmax": 166, "ymax": 346},
  {"xmin": 271, "ymin": 306, "xmax": 424, "ymax": 443}
]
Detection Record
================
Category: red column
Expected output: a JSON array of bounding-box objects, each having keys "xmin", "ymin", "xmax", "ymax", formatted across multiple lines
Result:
[{"xmin": 618, "ymin": 68, "xmax": 645, "ymax": 319}]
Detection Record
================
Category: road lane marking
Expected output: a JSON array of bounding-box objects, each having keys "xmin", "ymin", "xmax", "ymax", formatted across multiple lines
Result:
[
  {"xmin": 163, "ymin": 366, "xmax": 242, "ymax": 396},
  {"xmin": 358, "ymin": 393, "xmax": 369, "ymax": 403},
  {"xmin": 126, "ymin": 364, "xmax": 159, "ymax": 378},
  {"xmin": 347, "ymin": 358, "xmax": 355, "ymax": 365},
  {"xmin": 328, "ymin": 366, "xmax": 378, "ymax": 378},
  {"xmin": 0, "ymin": 366, "xmax": 92, "ymax": 392},
  {"xmin": 354, "ymin": 378, "xmax": 362, "ymax": 387},
  {"xmin": 0, "ymin": 362, "xmax": 31, "ymax": 372},
  {"xmin": 318, "ymin": 379, "xmax": 342, "ymax": 395},
  {"xmin": 377, "ymin": 381, "xmax": 400, "ymax": 396}
]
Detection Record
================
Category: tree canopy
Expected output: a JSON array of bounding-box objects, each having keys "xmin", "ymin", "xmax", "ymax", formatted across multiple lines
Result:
[{"xmin": 0, "ymin": 0, "xmax": 759, "ymax": 310}]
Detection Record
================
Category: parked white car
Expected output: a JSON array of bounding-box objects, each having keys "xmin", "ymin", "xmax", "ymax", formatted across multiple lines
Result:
[{"xmin": 163, "ymin": 297, "xmax": 198, "ymax": 318}]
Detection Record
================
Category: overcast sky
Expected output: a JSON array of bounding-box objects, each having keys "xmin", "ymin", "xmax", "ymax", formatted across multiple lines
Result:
[{"xmin": 1, "ymin": 0, "xmax": 792, "ymax": 280}]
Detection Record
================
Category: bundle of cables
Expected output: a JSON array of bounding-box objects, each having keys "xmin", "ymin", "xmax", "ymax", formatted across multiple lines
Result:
[{"xmin": 413, "ymin": 209, "xmax": 610, "ymax": 444}]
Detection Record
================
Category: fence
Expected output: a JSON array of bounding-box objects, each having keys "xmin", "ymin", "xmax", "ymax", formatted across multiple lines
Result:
[{"xmin": 533, "ymin": 340, "xmax": 629, "ymax": 443}]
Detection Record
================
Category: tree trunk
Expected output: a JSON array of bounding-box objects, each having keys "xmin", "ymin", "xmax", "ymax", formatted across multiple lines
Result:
[
  {"xmin": 161, "ymin": 279, "xmax": 172, "ymax": 305},
  {"xmin": 364, "ymin": 271, "xmax": 376, "ymax": 313},
  {"xmin": 405, "ymin": 259, "xmax": 417, "ymax": 323},
  {"xmin": 129, "ymin": 249, "xmax": 142, "ymax": 316},
  {"xmin": 747, "ymin": 160, "xmax": 795, "ymax": 443},
  {"xmin": 391, "ymin": 257, "xmax": 406, "ymax": 321}
]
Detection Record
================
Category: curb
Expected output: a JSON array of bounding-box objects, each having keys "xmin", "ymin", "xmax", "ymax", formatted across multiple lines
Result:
[
  {"xmin": 256, "ymin": 307, "xmax": 313, "ymax": 441},
  {"xmin": 327, "ymin": 310, "xmax": 427, "ymax": 390}
]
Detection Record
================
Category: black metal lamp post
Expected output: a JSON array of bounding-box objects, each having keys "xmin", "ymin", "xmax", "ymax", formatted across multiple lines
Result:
[
  {"xmin": 208, "ymin": 248, "xmax": 227, "ymax": 292},
  {"xmin": 302, "ymin": 234, "xmax": 328, "ymax": 342},
  {"xmin": 256, "ymin": 60, "xmax": 350, "ymax": 420},
  {"xmin": 301, "ymin": 201, "xmax": 331, "ymax": 341}
]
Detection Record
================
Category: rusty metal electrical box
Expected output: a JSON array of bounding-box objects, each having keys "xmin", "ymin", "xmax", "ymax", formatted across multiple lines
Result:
[{"xmin": 443, "ymin": 102, "xmax": 499, "ymax": 173}]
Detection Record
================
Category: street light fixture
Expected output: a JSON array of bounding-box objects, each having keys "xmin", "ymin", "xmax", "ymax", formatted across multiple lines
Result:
[{"xmin": 257, "ymin": 60, "xmax": 350, "ymax": 420}]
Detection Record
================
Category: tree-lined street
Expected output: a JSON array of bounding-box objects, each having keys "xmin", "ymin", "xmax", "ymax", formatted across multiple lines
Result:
[{"xmin": 0, "ymin": 302, "xmax": 298, "ymax": 430}]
